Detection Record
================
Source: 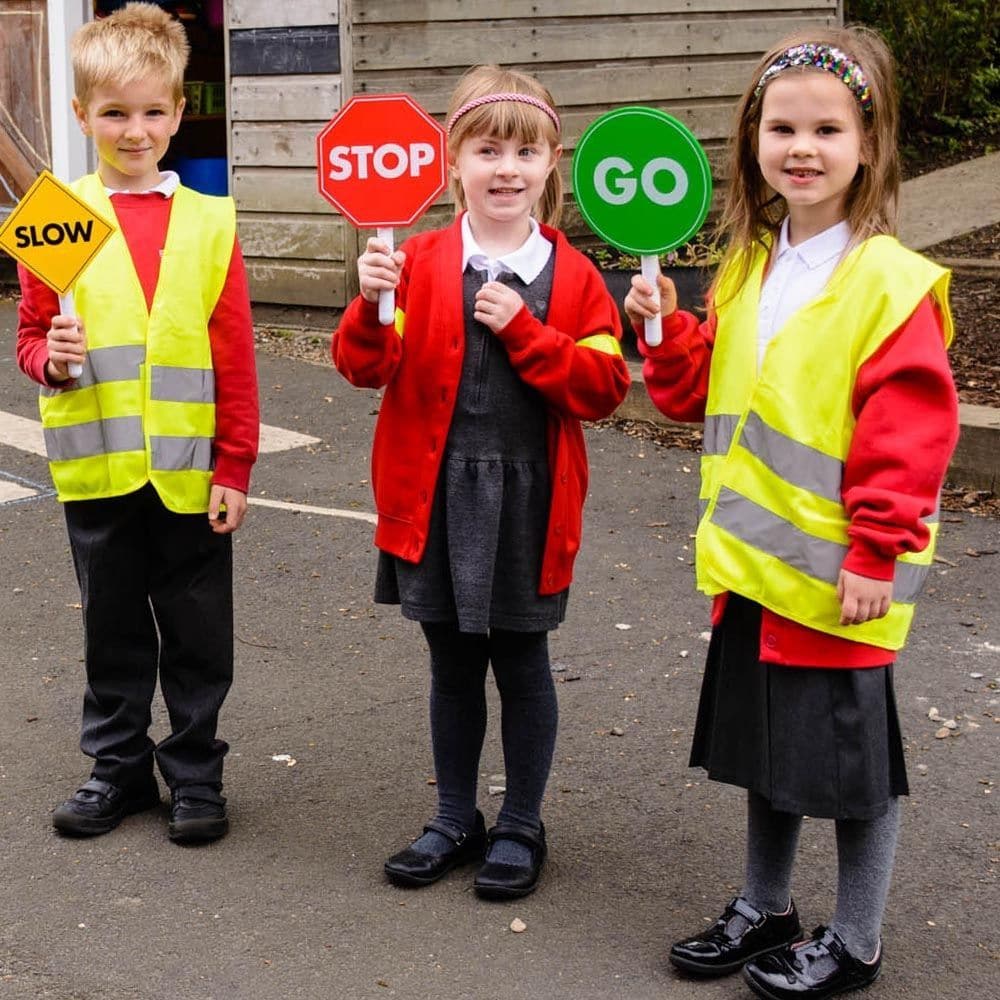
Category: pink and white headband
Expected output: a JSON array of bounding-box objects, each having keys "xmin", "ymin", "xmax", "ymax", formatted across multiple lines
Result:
[{"xmin": 447, "ymin": 92, "xmax": 561, "ymax": 134}]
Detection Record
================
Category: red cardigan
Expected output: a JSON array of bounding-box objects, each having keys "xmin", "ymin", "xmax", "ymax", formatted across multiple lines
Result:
[
  {"xmin": 639, "ymin": 295, "xmax": 959, "ymax": 667},
  {"xmin": 16, "ymin": 191, "xmax": 259, "ymax": 494},
  {"xmin": 332, "ymin": 215, "xmax": 631, "ymax": 594}
]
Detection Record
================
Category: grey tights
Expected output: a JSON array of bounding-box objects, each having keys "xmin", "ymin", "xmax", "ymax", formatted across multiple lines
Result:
[{"xmin": 742, "ymin": 790, "xmax": 900, "ymax": 960}]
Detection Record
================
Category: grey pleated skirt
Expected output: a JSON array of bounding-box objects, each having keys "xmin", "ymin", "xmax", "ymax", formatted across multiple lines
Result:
[{"xmin": 689, "ymin": 593, "xmax": 908, "ymax": 820}]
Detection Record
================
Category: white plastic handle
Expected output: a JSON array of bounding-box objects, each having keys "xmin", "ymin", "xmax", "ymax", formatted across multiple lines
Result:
[
  {"xmin": 58, "ymin": 290, "xmax": 84, "ymax": 378},
  {"xmin": 640, "ymin": 255, "xmax": 662, "ymax": 347},
  {"xmin": 376, "ymin": 226, "xmax": 395, "ymax": 326}
]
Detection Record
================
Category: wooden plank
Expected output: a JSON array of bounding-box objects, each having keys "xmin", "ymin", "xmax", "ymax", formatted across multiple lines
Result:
[
  {"xmin": 0, "ymin": 124, "xmax": 38, "ymax": 194},
  {"xmin": 246, "ymin": 259, "xmax": 347, "ymax": 307},
  {"xmin": 354, "ymin": 15, "xmax": 835, "ymax": 70},
  {"xmin": 232, "ymin": 123, "xmax": 319, "ymax": 167},
  {"xmin": 234, "ymin": 167, "xmax": 335, "ymax": 214},
  {"xmin": 237, "ymin": 212, "xmax": 348, "ymax": 261},
  {"xmin": 229, "ymin": 0, "xmax": 338, "ymax": 29},
  {"xmin": 233, "ymin": 106, "xmax": 732, "ymax": 169},
  {"xmin": 231, "ymin": 76, "xmax": 342, "ymax": 121},
  {"xmin": 354, "ymin": 0, "xmax": 835, "ymax": 20},
  {"xmin": 0, "ymin": 0, "xmax": 50, "ymax": 193},
  {"xmin": 339, "ymin": 0, "xmax": 358, "ymax": 299},
  {"xmin": 230, "ymin": 26, "xmax": 341, "ymax": 77},
  {"xmin": 355, "ymin": 60, "xmax": 759, "ymax": 113}
]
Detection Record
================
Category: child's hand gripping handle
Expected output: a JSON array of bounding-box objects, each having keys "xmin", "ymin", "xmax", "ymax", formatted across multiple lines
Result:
[
  {"xmin": 640, "ymin": 256, "xmax": 662, "ymax": 347},
  {"xmin": 58, "ymin": 290, "xmax": 84, "ymax": 378},
  {"xmin": 376, "ymin": 227, "xmax": 395, "ymax": 326}
]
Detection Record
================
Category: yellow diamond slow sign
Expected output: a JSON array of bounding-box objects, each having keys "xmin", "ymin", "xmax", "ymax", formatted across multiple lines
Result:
[{"xmin": 0, "ymin": 170, "xmax": 115, "ymax": 295}]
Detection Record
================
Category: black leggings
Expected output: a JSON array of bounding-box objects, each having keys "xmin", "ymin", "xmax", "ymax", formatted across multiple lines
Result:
[{"xmin": 421, "ymin": 622, "xmax": 558, "ymax": 833}]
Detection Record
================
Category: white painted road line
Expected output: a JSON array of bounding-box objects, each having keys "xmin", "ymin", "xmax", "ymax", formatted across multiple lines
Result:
[
  {"xmin": 0, "ymin": 410, "xmax": 320, "ymax": 458},
  {"xmin": 0, "ymin": 410, "xmax": 46, "ymax": 456},
  {"xmin": 258, "ymin": 423, "xmax": 321, "ymax": 453},
  {"xmin": 248, "ymin": 496, "xmax": 377, "ymax": 524},
  {"xmin": 0, "ymin": 480, "xmax": 38, "ymax": 502}
]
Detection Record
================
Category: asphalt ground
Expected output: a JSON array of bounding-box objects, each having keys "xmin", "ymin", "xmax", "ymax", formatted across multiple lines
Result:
[{"xmin": 0, "ymin": 302, "xmax": 996, "ymax": 999}]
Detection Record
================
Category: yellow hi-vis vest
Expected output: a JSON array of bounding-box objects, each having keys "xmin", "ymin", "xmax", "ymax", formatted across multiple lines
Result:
[
  {"xmin": 38, "ymin": 174, "xmax": 235, "ymax": 513},
  {"xmin": 695, "ymin": 234, "xmax": 952, "ymax": 649}
]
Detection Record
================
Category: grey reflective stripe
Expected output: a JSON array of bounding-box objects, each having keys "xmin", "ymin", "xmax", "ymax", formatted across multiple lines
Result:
[
  {"xmin": 739, "ymin": 412, "xmax": 844, "ymax": 503},
  {"xmin": 703, "ymin": 413, "xmax": 740, "ymax": 455},
  {"xmin": 894, "ymin": 561, "xmax": 932, "ymax": 604},
  {"xmin": 39, "ymin": 344, "xmax": 145, "ymax": 396},
  {"xmin": 150, "ymin": 366, "xmax": 215, "ymax": 403},
  {"xmin": 711, "ymin": 487, "xmax": 928, "ymax": 605},
  {"xmin": 43, "ymin": 416, "xmax": 144, "ymax": 461},
  {"xmin": 150, "ymin": 435, "xmax": 213, "ymax": 471},
  {"xmin": 90, "ymin": 345, "xmax": 145, "ymax": 383}
]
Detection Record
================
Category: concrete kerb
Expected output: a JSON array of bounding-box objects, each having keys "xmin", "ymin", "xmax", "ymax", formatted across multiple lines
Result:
[
  {"xmin": 616, "ymin": 364, "xmax": 1000, "ymax": 493},
  {"xmin": 617, "ymin": 150, "xmax": 1000, "ymax": 494}
]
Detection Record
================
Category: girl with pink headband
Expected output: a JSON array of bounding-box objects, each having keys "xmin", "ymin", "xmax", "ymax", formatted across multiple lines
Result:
[
  {"xmin": 332, "ymin": 64, "xmax": 629, "ymax": 900},
  {"xmin": 626, "ymin": 24, "xmax": 957, "ymax": 1000}
]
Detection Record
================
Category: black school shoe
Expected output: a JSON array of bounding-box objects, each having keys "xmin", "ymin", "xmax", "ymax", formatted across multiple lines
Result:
[
  {"xmin": 384, "ymin": 810, "xmax": 487, "ymax": 887},
  {"xmin": 473, "ymin": 820, "xmax": 547, "ymax": 900},
  {"xmin": 669, "ymin": 896, "xmax": 802, "ymax": 976},
  {"xmin": 168, "ymin": 790, "xmax": 229, "ymax": 844},
  {"xmin": 743, "ymin": 926, "xmax": 881, "ymax": 1000},
  {"xmin": 52, "ymin": 776, "xmax": 161, "ymax": 837}
]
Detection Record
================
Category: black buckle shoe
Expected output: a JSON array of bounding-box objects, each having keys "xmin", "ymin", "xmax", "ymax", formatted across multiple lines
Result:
[
  {"xmin": 52, "ymin": 777, "xmax": 160, "ymax": 837},
  {"xmin": 473, "ymin": 820, "xmax": 547, "ymax": 900},
  {"xmin": 168, "ymin": 791, "xmax": 229, "ymax": 844},
  {"xmin": 669, "ymin": 897, "xmax": 802, "ymax": 976},
  {"xmin": 743, "ymin": 925, "xmax": 881, "ymax": 1000},
  {"xmin": 384, "ymin": 810, "xmax": 487, "ymax": 887}
]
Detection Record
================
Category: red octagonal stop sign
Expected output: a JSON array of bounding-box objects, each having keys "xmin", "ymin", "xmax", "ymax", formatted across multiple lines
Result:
[{"xmin": 316, "ymin": 94, "xmax": 448, "ymax": 228}]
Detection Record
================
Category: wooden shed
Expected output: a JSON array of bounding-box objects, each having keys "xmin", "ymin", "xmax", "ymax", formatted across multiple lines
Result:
[
  {"xmin": 0, "ymin": 1, "xmax": 51, "ymax": 218},
  {"xmin": 4, "ymin": 1, "xmax": 842, "ymax": 304},
  {"xmin": 228, "ymin": 0, "xmax": 840, "ymax": 309}
]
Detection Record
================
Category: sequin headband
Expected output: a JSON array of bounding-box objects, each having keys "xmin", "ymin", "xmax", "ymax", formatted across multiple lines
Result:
[
  {"xmin": 447, "ymin": 92, "xmax": 561, "ymax": 134},
  {"xmin": 754, "ymin": 43, "xmax": 874, "ymax": 114}
]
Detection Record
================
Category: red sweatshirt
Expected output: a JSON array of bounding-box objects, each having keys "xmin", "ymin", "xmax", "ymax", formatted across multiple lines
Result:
[
  {"xmin": 16, "ymin": 190, "xmax": 259, "ymax": 494},
  {"xmin": 333, "ymin": 214, "xmax": 631, "ymax": 594},
  {"xmin": 639, "ymin": 295, "xmax": 959, "ymax": 667}
]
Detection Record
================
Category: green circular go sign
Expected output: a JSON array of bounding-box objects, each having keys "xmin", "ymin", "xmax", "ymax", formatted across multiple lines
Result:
[{"xmin": 572, "ymin": 106, "xmax": 712, "ymax": 256}]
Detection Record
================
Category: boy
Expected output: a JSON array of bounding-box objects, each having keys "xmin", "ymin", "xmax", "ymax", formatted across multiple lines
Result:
[{"xmin": 15, "ymin": 2, "xmax": 258, "ymax": 844}]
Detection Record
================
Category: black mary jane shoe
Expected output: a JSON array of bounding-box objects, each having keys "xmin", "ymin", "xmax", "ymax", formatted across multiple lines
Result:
[
  {"xmin": 669, "ymin": 896, "xmax": 802, "ymax": 977},
  {"xmin": 743, "ymin": 925, "xmax": 881, "ymax": 1000},
  {"xmin": 384, "ymin": 810, "xmax": 487, "ymax": 887},
  {"xmin": 473, "ymin": 820, "xmax": 547, "ymax": 900},
  {"xmin": 51, "ymin": 776, "xmax": 161, "ymax": 837}
]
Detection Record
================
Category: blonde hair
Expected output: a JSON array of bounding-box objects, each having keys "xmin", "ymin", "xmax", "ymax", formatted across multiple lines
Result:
[
  {"xmin": 716, "ymin": 24, "xmax": 899, "ymax": 297},
  {"xmin": 446, "ymin": 65, "xmax": 564, "ymax": 227},
  {"xmin": 72, "ymin": 2, "xmax": 189, "ymax": 107}
]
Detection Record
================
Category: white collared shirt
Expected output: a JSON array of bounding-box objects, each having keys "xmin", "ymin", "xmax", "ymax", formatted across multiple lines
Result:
[
  {"xmin": 104, "ymin": 170, "xmax": 180, "ymax": 198},
  {"xmin": 757, "ymin": 217, "xmax": 852, "ymax": 367},
  {"xmin": 460, "ymin": 213, "xmax": 553, "ymax": 284}
]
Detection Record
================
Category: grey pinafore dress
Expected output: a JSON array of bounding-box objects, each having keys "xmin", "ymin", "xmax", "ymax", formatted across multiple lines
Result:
[{"xmin": 374, "ymin": 258, "xmax": 568, "ymax": 634}]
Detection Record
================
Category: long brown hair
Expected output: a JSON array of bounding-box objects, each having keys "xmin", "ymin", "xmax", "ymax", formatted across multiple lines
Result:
[
  {"xmin": 446, "ymin": 65, "xmax": 564, "ymax": 227},
  {"xmin": 715, "ymin": 24, "xmax": 899, "ymax": 299}
]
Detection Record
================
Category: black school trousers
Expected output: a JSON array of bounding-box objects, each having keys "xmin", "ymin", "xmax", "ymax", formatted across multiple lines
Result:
[{"xmin": 63, "ymin": 483, "xmax": 233, "ymax": 802}]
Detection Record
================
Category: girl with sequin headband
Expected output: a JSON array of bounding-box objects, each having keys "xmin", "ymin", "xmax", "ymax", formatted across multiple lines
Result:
[
  {"xmin": 625, "ymin": 26, "xmax": 958, "ymax": 999},
  {"xmin": 332, "ymin": 65, "xmax": 629, "ymax": 899}
]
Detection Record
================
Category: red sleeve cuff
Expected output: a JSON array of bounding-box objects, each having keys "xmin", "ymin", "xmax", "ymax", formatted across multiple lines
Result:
[
  {"xmin": 842, "ymin": 537, "xmax": 897, "ymax": 581},
  {"xmin": 634, "ymin": 310, "xmax": 689, "ymax": 356},
  {"xmin": 212, "ymin": 456, "xmax": 253, "ymax": 495}
]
